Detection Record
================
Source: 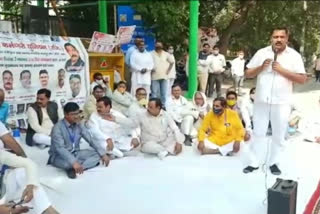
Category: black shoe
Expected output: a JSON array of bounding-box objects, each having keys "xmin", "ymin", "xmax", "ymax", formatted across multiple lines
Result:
[
  {"xmin": 270, "ymin": 164, "xmax": 281, "ymax": 175},
  {"xmin": 184, "ymin": 135, "xmax": 192, "ymax": 146},
  {"xmin": 66, "ymin": 169, "xmax": 76, "ymax": 179},
  {"xmin": 243, "ymin": 166, "xmax": 259, "ymax": 174}
]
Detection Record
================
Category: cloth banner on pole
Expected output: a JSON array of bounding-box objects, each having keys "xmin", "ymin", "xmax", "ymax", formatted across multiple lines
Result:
[{"xmin": 0, "ymin": 32, "xmax": 90, "ymax": 128}]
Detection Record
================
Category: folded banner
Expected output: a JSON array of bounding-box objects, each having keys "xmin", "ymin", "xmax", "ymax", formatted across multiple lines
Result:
[{"xmin": 0, "ymin": 32, "xmax": 90, "ymax": 128}]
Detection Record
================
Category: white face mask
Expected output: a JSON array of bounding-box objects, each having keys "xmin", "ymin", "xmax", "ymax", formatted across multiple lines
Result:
[
  {"xmin": 239, "ymin": 55, "xmax": 244, "ymax": 59},
  {"xmin": 213, "ymin": 50, "xmax": 219, "ymax": 55},
  {"xmin": 96, "ymin": 79, "xmax": 103, "ymax": 85},
  {"xmin": 168, "ymin": 49, "xmax": 174, "ymax": 54}
]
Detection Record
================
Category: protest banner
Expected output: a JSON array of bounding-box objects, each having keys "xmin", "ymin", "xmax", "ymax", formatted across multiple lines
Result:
[{"xmin": 0, "ymin": 32, "xmax": 89, "ymax": 128}]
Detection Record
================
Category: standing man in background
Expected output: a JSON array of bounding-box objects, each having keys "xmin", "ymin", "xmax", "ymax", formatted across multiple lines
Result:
[
  {"xmin": 130, "ymin": 40, "xmax": 154, "ymax": 97},
  {"xmin": 243, "ymin": 27, "xmax": 307, "ymax": 175},
  {"xmin": 125, "ymin": 37, "xmax": 143, "ymax": 90},
  {"xmin": 197, "ymin": 43, "xmax": 211, "ymax": 93},
  {"xmin": 166, "ymin": 45, "xmax": 176, "ymax": 98},
  {"xmin": 151, "ymin": 41, "xmax": 174, "ymax": 105},
  {"xmin": 231, "ymin": 50, "xmax": 246, "ymax": 95},
  {"xmin": 206, "ymin": 45, "xmax": 226, "ymax": 98}
]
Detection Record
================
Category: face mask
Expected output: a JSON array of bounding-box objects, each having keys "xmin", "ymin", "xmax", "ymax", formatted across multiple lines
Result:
[
  {"xmin": 138, "ymin": 98, "xmax": 148, "ymax": 107},
  {"xmin": 213, "ymin": 108, "xmax": 222, "ymax": 115},
  {"xmin": 213, "ymin": 50, "xmax": 219, "ymax": 55},
  {"xmin": 168, "ymin": 49, "xmax": 174, "ymax": 54},
  {"xmin": 118, "ymin": 88, "xmax": 126, "ymax": 94},
  {"xmin": 96, "ymin": 80, "xmax": 103, "ymax": 85},
  {"xmin": 227, "ymin": 100, "xmax": 236, "ymax": 107},
  {"xmin": 239, "ymin": 55, "xmax": 244, "ymax": 59}
]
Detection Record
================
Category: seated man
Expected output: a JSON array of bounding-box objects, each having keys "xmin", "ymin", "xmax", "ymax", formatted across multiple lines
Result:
[
  {"xmin": 166, "ymin": 84, "xmax": 198, "ymax": 146},
  {"xmin": 88, "ymin": 96, "xmax": 139, "ymax": 158},
  {"xmin": 90, "ymin": 72, "xmax": 112, "ymax": 97},
  {"xmin": 136, "ymin": 98, "xmax": 184, "ymax": 159},
  {"xmin": 226, "ymin": 90, "xmax": 251, "ymax": 141},
  {"xmin": 26, "ymin": 89, "xmax": 61, "ymax": 147},
  {"xmin": 111, "ymin": 81, "xmax": 135, "ymax": 116},
  {"xmin": 48, "ymin": 102, "xmax": 110, "ymax": 179},
  {"xmin": 83, "ymin": 85, "xmax": 105, "ymax": 120},
  {"xmin": 127, "ymin": 88, "xmax": 148, "ymax": 119},
  {"xmin": 197, "ymin": 97, "xmax": 256, "ymax": 162},
  {"xmin": 192, "ymin": 91, "xmax": 211, "ymax": 130},
  {"xmin": 0, "ymin": 132, "xmax": 59, "ymax": 214},
  {"xmin": 0, "ymin": 89, "xmax": 9, "ymax": 125}
]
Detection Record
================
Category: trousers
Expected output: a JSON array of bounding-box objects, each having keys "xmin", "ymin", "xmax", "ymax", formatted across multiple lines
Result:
[
  {"xmin": 197, "ymin": 72, "xmax": 208, "ymax": 93},
  {"xmin": 206, "ymin": 73, "xmax": 223, "ymax": 97},
  {"xmin": 50, "ymin": 149, "xmax": 101, "ymax": 170},
  {"xmin": 249, "ymin": 102, "xmax": 291, "ymax": 166},
  {"xmin": 151, "ymin": 79, "xmax": 168, "ymax": 105},
  {"xmin": 33, "ymin": 133, "xmax": 51, "ymax": 146}
]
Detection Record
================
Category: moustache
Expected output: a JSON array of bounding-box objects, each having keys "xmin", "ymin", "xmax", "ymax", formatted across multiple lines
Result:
[{"xmin": 275, "ymin": 42, "xmax": 282, "ymax": 45}]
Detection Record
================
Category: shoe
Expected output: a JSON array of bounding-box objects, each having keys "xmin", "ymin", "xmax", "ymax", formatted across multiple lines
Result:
[
  {"xmin": 243, "ymin": 166, "xmax": 259, "ymax": 174},
  {"xmin": 184, "ymin": 135, "xmax": 192, "ymax": 146},
  {"xmin": 270, "ymin": 164, "xmax": 281, "ymax": 175},
  {"xmin": 157, "ymin": 151, "xmax": 168, "ymax": 160},
  {"xmin": 66, "ymin": 169, "xmax": 76, "ymax": 179}
]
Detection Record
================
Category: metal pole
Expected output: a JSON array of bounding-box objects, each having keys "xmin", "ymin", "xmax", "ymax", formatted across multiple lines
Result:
[
  {"xmin": 99, "ymin": 0, "xmax": 108, "ymax": 33},
  {"xmin": 187, "ymin": 0, "xmax": 199, "ymax": 99},
  {"xmin": 37, "ymin": 0, "xmax": 45, "ymax": 7}
]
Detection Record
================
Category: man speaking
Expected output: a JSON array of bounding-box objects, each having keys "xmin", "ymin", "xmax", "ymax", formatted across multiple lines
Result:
[{"xmin": 243, "ymin": 27, "xmax": 307, "ymax": 175}]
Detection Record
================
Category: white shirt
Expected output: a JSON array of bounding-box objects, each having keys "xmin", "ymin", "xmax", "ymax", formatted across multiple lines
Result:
[
  {"xmin": 130, "ymin": 50, "xmax": 154, "ymax": 85},
  {"xmin": 27, "ymin": 107, "xmax": 54, "ymax": 136},
  {"xmin": 166, "ymin": 95, "xmax": 194, "ymax": 123},
  {"xmin": 0, "ymin": 122, "xmax": 39, "ymax": 187},
  {"xmin": 246, "ymin": 46, "xmax": 305, "ymax": 104},
  {"xmin": 88, "ymin": 110, "xmax": 136, "ymax": 141},
  {"xmin": 240, "ymin": 98, "xmax": 254, "ymax": 132},
  {"xmin": 231, "ymin": 57, "xmax": 245, "ymax": 76},
  {"xmin": 208, "ymin": 54, "xmax": 226, "ymax": 73},
  {"xmin": 167, "ymin": 54, "xmax": 176, "ymax": 79}
]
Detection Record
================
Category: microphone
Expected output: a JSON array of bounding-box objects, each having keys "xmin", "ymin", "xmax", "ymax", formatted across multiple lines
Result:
[{"xmin": 273, "ymin": 48, "xmax": 279, "ymax": 61}]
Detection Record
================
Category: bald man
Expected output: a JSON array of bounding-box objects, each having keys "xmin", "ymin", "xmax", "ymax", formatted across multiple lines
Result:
[{"xmin": 0, "ymin": 89, "xmax": 9, "ymax": 124}]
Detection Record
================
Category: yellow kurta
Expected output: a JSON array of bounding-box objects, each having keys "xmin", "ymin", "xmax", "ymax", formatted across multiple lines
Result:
[{"xmin": 198, "ymin": 109, "xmax": 244, "ymax": 146}]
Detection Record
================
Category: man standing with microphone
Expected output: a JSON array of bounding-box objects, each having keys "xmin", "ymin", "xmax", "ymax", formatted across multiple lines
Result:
[{"xmin": 243, "ymin": 27, "xmax": 307, "ymax": 175}]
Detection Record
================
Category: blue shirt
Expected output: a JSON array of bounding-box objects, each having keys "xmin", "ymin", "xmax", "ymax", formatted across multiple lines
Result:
[
  {"xmin": 0, "ymin": 102, "xmax": 9, "ymax": 124},
  {"xmin": 125, "ymin": 46, "xmax": 137, "ymax": 65}
]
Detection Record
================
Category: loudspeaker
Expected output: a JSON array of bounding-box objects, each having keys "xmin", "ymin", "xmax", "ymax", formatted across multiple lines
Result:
[
  {"xmin": 22, "ymin": 5, "xmax": 49, "ymax": 35},
  {"xmin": 268, "ymin": 178, "xmax": 298, "ymax": 214}
]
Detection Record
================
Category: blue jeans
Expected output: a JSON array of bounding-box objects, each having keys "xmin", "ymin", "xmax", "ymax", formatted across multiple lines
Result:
[{"xmin": 151, "ymin": 79, "xmax": 167, "ymax": 105}]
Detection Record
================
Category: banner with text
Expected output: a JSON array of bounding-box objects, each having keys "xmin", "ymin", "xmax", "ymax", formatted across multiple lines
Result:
[{"xmin": 0, "ymin": 32, "xmax": 90, "ymax": 128}]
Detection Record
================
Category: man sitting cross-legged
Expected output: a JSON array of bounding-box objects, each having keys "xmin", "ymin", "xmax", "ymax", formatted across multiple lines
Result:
[
  {"xmin": 197, "ymin": 97, "xmax": 257, "ymax": 166},
  {"xmin": 48, "ymin": 102, "xmax": 110, "ymax": 179},
  {"xmin": 137, "ymin": 98, "xmax": 185, "ymax": 159},
  {"xmin": 88, "ymin": 96, "xmax": 140, "ymax": 158}
]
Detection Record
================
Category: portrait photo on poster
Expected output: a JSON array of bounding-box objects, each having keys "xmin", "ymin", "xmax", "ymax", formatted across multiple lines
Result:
[
  {"xmin": 64, "ymin": 43, "xmax": 85, "ymax": 72},
  {"xmin": 16, "ymin": 104, "xmax": 25, "ymax": 115}
]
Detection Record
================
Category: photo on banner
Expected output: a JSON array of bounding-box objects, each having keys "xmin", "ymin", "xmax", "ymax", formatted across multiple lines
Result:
[{"xmin": 0, "ymin": 32, "xmax": 90, "ymax": 128}]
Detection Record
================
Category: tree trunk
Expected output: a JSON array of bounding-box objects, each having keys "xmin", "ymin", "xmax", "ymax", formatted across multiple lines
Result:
[
  {"xmin": 50, "ymin": 0, "xmax": 68, "ymax": 37},
  {"xmin": 219, "ymin": 0, "xmax": 256, "ymax": 55}
]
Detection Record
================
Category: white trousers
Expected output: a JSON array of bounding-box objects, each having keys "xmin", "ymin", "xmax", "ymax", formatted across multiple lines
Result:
[
  {"xmin": 166, "ymin": 78, "xmax": 175, "ymax": 98},
  {"xmin": 3, "ymin": 168, "xmax": 51, "ymax": 214},
  {"xmin": 201, "ymin": 139, "xmax": 258, "ymax": 166},
  {"xmin": 33, "ymin": 134, "xmax": 51, "ymax": 146},
  {"xmin": 99, "ymin": 136, "xmax": 134, "ymax": 158},
  {"xmin": 250, "ymin": 102, "xmax": 291, "ymax": 166},
  {"xmin": 141, "ymin": 134, "xmax": 178, "ymax": 156},
  {"xmin": 180, "ymin": 115, "xmax": 195, "ymax": 136}
]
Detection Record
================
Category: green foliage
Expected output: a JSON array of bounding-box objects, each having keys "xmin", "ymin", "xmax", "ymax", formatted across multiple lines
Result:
[{"xmin": 0, "ymin": 0, "xmax": 30, "ymax": 14}]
